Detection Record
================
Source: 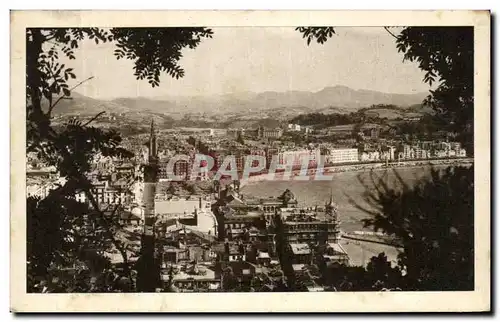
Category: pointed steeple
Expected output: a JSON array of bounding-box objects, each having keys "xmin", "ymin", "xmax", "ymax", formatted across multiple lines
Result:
[
  {"xmin": 325, "ymin": 188, "xmax": 336, "ymax": 214},
  {"xmin": 148, "ymin": 119, "xmax": 157, "ymax": 160},
  {"xmin": 328, "ymin": 189, "xmax": 334, "ymax": 206}
]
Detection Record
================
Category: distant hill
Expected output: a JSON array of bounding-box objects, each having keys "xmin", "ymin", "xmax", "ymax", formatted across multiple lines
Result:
[
  {"xmin": 47, "ymin": 92, "xmax": 128, "ymax": 116},
  {"xmin": 52, "ymin": 85, "xmax": 428, "ymax": 119},
  {"xmin": 153, "ymin": 86, "xmax": 427, "ymax": 115}
]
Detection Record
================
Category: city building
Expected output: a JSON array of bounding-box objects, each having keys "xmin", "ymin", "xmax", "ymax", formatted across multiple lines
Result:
[
  {"xmin": 280, "ymin": 148, "xmax": 321, "ymax": 169},
  {"xmin": 257, "ymin": 126, "xmax": 284, "ymax": 139},
  {"xmin": 325, "ymin": 148, "xmax": 359, "ymax": 164},
  {"xmin": 402, "ymin": 144, "xmax": 415, "ymax": 159},
  {"xmin": 279, "ymin": 195, "xmax": 341, "ymax": 245},
  {"xmin": 289, "ymin": 243, "xmax": 313, "ymax": 264},
  {"xmin": 164, "ymin": 264, "xmax": 221, "ymax": 292},
  {"xmin": 155, "ymin": 196, "xmax": 217, "ymax": 236},
  {"xmin": 74, "ymin": 180, "xmax": 131, "ymax": 206},
  {"xmin": 27, "ymin": 176, "xmax": 67, "ymax": 199},
  {"xmin": 321, "ymin": 243, "xmax": 350, "ymax": 266},
  {"xmin": 360, "ymin": 150, "xmax": 381, "ymax": 162}
]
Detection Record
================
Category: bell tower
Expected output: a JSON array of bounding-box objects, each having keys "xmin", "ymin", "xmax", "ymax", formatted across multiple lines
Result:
[
  {"xmin": 143, "ymin": 119, "xmax": 158, "ymax": 226},
  {"xmin": 148, "ymin": 120, "xmax": 158, "ymax": 162},
  {"xmin": 324, "ymin": 189, "xmax": 340, "ymax": 244},
  {"xmin": 136, "ymin": 119, "xmax": 160, "ymax": 292},
  {"xmin": 325, "ymin": 190, "xmax": 338, "ymax": 219}
]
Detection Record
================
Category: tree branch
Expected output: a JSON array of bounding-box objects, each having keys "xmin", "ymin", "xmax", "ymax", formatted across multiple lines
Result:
[
  {"xmin": 52, "ymin": 139, "xmax": 133, "ymax": 285},
  {"xmin": 384, "ymin": 27, "xmax": 399, "ymax": 39},
  {"xmin": 47, "ymin": 76, "xmax": 95, "ymax": 116},
  {"xmin": 83, "ymin": 111, "xmax": 106, "ymax": 126},
  {"xmin": 79, "ymin": 182, "xmax": 133, "ymax": 284}
]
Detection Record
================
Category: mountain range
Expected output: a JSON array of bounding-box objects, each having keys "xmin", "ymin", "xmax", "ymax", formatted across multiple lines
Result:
[{"xmin": 51, "ymin": 85, "xmax": 428, "ymax": 120}]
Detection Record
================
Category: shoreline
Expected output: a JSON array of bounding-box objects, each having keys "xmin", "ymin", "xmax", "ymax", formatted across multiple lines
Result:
[{"xmin": 240, "ymin": 158, "xmax": 474, "ymax": 187}]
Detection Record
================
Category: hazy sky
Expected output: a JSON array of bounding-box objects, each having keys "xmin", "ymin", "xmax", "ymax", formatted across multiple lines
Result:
[{"xmin": 66, "ymin": 27, "xmax": 432, "ymax": 99}]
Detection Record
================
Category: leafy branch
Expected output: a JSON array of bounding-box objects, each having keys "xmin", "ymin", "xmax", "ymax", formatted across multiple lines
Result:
[
  {"xmin": 47, "ymin": 76, "xmax": 94, "ymax": 116},
  {"xmin": 383, "ymin": 27, "xmax": 398, "ymax": 39},
  {"xmin": 83, "ymin": 111, "xmax": 106, "ymax": 127}
]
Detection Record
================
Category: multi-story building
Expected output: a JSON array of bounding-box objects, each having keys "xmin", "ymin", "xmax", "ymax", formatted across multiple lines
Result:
[
  {"xmin": 74, "ymin": 176, "xmax": 131, "ymax": 206},
  {"xmin": 174, "ymin": 159, "xmax": 193, "ymax": 180},
  {"xmin": 419, "ymin": 141, "xmax": 434, "ymax": 150},
  {"xmin": 158, "ymin": 156, "xmax": 198, "ymax": 182},
  {"xmin": 379, "ymin": 146, "xmax": 396, "ymax": 161},
  {"xmin": 326, "ymin": 148, "xmax": 359, "ymax": 164},
  {"xmin": 158, "ymin": 162, "xmax": 169, "ymax": 181},
  {"xmin": 434, "ymin": 150, "xmax": 447, "ymax": 158},
  {"xmin": 360, "ymin": 150, "xmax": 380, "ymax": 162},
  {"xmin": 165, "ymin": 264, "xmax": 221, "ymax": 292},
  {"xmin": 257, "ymin": 126, "xmax": 283, "ymax": 139},
  {"xmin": 245, "ymin": 192, "xmax": 299, "ymax": 226},
  {"xmin": 279, "ymin": 196, "xmax": 341, "ymax": 245},
  {"xmin": 280, "ymin": 148, "xmax": 321, "ymax": 169},
  {"xmin": 402, "ymin": 144, "xmax": 415, "ymax": 159},
  {"xmin": 370, "ymin": 127, "xmax": 380, "ymax": 139},
  {"xmin": 303, "ymin": 126, "xmax": 313, "ymax": 134},
  {"xmin": 414, "ymin": 147, "xmax": 430, "ymax": 159},
  {"xmin": 227, "ymin": 128, "xmax": 245, "ymax": 139},
  {"xmin": 223, "ymin": 211, "xmax": 264, "ymax": 240},
  {"xmin": 155, "ymin": 196, "xmax": 217, "ymax": 236},
  {"xmin": 437, "ymin": 142, "xmax": 451, "ymax": 151}
]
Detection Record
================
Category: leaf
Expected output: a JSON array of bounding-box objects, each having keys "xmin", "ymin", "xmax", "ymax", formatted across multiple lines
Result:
[{"xmin": 63, "ymin": 88, "xmax": 71, "ymax": 96}]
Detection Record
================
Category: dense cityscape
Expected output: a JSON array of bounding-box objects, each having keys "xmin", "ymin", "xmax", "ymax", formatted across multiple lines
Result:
[
  {"xmin": 23, "ymin": 24, "xmax": 477, "ymax": 299},
  {"xmin": 27, "ymin": 116, "xmax": 471, "ymax": 292}
]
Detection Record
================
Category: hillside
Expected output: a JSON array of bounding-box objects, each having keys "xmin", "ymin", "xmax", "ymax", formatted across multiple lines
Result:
[
  {"xmin": 51, "ymin": 86, "xmax": 428, "ymax": 120},
  {"xmin": 46, "ymin": 92, "xmax": 125, "ymax": 116}
]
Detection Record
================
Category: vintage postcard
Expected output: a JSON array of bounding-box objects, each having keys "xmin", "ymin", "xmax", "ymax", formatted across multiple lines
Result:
[{"xmin": 11, "ymin": 10, "xmax": 490, "ymax": 312}]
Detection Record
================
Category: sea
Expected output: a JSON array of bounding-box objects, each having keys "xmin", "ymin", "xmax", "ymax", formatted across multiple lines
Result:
[{"xmin": 240, "ymin": 164, "xmax": 469, "ymax": 266}]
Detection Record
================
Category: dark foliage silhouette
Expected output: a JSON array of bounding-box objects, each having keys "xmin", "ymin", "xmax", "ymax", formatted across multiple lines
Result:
[
  {"xmin": 298, "ymin": 26, "xmax": 475, "ymax": 291},
  {"xmin": 296, "ymin": 26, "xmax": 474, "ymax": 154},
  {"xmin": 26, "ymin": 27, "xmax": 212, "ymax": 292},
  {"xmin": 320, "ymin": 253, "xmax": 403, "ymax": 291},
  {"xmin": 351, "ymin": 166, "xmax": 474, "ymax": 290}
]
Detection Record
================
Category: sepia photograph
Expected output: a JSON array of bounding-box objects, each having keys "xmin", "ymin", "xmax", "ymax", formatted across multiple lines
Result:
[{"xmin": 11, "ymin": 10, "xmax": 490, "ymax": 312}]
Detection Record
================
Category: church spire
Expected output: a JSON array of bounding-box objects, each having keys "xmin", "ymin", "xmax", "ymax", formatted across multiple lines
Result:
[
  {"xmin": 326, "ymin": 188, "xmax": 334, "ymax": 207},
  {"xmin": 149, "ymin": 119, "xmax": 157, "ymax": 160},
  {"xmin": 325, "ymin": 188, "xmax": 337, "ymax": 215}
]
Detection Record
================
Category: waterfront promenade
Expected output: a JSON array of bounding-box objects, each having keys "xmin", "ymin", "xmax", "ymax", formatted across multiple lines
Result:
[{"xmin": 240, "ymin": 157, "xmax": 474, "ymax": 187}]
